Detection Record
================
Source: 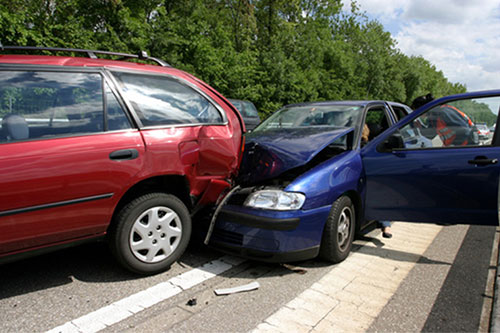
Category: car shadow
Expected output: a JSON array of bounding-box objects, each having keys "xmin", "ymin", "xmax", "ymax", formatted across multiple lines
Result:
[
  {"xmin": 0, "ymin": 242, "xmax": 138, "ymax": 299},
  {"xmin": 0, "ymin": 240, "xmax": 222, "ymax": 300},
  {"xmin": 420, "ymin": 225, "xmax": 495, "ymax": 332},
  {"xmin": 352, "ymin": 236, "xmax": 452, "ymax": 266},
  {"xmin": 367, "ymin": 225, "xmax": 496, "ymax": 332},
  {"xmin": 355, "ymin": 235, "xmax": 386, "ymax": 248}
]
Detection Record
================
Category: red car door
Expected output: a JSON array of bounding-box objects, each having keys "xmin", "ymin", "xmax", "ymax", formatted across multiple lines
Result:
[
  {"xmin": 0, "ymin": 69, "xmax": 145, "ymax": 255},
  {"xmin": 110, "ymin": 71, "xmax": 244, "ymax": 203}
]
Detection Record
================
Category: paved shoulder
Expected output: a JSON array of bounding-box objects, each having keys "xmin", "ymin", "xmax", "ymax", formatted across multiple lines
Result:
[{"xmin": 253, "ymin": 223, "xmax": 444, "ymax": 332}]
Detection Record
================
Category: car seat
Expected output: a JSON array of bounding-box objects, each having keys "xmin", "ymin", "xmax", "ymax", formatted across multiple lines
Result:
[
  {"xmin": 367, "ymin": 123, "xmax": 383, "ymax": 141},
  {"xmin": 1, "ymin": 114, "xmax": 29, "ymax": 141}
]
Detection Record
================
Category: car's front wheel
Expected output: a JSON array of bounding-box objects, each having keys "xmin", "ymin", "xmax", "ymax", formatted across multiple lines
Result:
[
  {"xmin": 319, "ymin": 195, "xmax": 355, "ymax": 263},
  {"xmin": 109, "ymin": 193, "xmax": 191, "ymax": 275}
]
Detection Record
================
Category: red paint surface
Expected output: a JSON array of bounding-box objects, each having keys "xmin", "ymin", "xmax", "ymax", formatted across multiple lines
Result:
[{"xmin": 0, "ymin": 54, "xmax": 243, "ymax": 255}]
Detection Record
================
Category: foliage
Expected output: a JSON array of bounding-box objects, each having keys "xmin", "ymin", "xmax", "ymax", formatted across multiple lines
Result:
[
  {"xmin": 0, "ymin": 0, "xmax": 468, "ymax": 117},
  {"xmin": 453, "ymin": 100, "xmax": 498, "ymax": 126}
]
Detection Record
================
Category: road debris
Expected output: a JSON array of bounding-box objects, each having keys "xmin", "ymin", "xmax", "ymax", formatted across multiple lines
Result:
[
  {"xmin": 282, "ymin": 263, "xmax": 307, "ymax": 274},
  {"xmin": 186, "ymin": 298, "xmax": 197, "ymax": 306},
  {"xmin": 214, "ymin": 281, "xmax": 260, "ymax": 296}
]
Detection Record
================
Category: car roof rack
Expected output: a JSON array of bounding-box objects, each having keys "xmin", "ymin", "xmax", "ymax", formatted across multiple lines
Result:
[{"xmin": 0, "ymin": 44, "xmax": 170, "ymax": 67}]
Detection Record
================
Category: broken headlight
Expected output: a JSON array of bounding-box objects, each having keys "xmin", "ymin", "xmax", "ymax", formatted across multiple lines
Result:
[{"xmin": 244, "ymin": 190, "xmax": 305, "ymax": 210}]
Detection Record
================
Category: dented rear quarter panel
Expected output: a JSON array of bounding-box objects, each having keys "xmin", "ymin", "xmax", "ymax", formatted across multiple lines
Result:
[
  {"xmin": 128, "ymin": 71, "xmax": 244, "ymax": 201},
  {"xmin": 139, "ymin": 124, "xmax": 241, "ymax": 199}
]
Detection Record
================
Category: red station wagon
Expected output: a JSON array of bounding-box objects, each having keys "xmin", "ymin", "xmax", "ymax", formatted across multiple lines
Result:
[{"xmin": 0, "ymin": 47, "xmax": 244, "ymax": 274}]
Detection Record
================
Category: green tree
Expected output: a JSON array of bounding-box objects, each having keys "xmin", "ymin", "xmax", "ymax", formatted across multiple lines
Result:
[{"xmin": 0, "ymin": 0, "xmax": 468, "ymax": 116}]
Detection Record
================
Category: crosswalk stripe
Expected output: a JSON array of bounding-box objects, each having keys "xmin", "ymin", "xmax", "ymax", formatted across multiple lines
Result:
[{"xmin": 46, "ymin": 255, "xmax": 246, "ymax": 333}]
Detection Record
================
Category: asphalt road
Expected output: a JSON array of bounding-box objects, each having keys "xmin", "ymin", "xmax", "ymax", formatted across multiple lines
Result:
[
  {"xmin": 370, "ymin": 224, "xmax": 497, "ymax": 332},
  {"xmin": 0, "ymin": 223, "xmax": 497, "ymax": 332}
]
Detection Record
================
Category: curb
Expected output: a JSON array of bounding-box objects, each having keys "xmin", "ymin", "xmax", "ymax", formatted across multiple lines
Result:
[{"xmin": 489, "ymin": 226, "xmax": 500, "ymax": 332}]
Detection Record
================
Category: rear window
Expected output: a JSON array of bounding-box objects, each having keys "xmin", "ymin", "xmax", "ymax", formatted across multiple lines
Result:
[
  {"xmin": 112, "ymin": 72, "xmax": 224, "ymax": 126},
  {"xmin": 242, "ymin": 101, "xmax": 259, "ymax": 117},
  {"xmin": 229, "ymin": 99, "xmax": 259, "ymax": 118}
]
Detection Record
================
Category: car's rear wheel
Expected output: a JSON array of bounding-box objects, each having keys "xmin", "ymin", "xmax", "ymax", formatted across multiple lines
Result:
[
  {"xmin": 109, "ymin": 193, "xmax": 191, "ymax": 275},
  {"xmin": 319, "ymin": 195, "xmax": 355, "ymax": 263}
]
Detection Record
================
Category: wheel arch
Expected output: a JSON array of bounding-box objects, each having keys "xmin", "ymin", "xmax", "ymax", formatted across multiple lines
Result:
[
  {"xmin": 340, "ymin": 190, "xmax": 363, "ymax": 234},
  {"xmin": 109, "ymin": 175, "xmax": 191, "ymax": 231}
]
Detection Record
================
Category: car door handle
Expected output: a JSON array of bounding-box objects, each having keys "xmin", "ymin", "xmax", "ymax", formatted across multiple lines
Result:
[
  {"xmin": 468, "ymin": 157, "xmax": 498, "ymax": 166},
  {"xmin": 109, "ymin": 149, "xmax": 139, "ymax": 160}
]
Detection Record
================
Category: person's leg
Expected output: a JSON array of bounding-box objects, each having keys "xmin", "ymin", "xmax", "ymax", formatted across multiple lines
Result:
[{"xmin": 380, "ymin": 221, "xmax": 392, "ymax": 238}]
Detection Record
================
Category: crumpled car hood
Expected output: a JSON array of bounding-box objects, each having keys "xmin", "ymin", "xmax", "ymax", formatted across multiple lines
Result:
[{"xmin": 238, "ymin": 127, "xmax": 354, "ymax": 185}]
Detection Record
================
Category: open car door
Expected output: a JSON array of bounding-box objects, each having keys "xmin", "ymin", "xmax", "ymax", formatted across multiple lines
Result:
[{"xmin": 362, "ymin": 91, "xmax": 500, "ymax": 225}]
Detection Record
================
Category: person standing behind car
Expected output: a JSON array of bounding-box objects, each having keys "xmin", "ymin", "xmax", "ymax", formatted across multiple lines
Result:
[
  {"xmin": 432, "ymin": 104, "xmax": 476, "ymax": 146},
  {"xmin": 412, "ymin": 93, "xmax": 477, "ymax": 146}
]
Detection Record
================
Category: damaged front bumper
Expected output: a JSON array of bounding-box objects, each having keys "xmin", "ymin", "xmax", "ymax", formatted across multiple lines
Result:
[{"xmin": 208, "ymin": 203, "xmax": 331, "ymax": 262}]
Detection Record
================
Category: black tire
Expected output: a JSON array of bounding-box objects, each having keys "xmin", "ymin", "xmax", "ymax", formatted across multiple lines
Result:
[
  {"xmin": 319, "ymin": 195, "xmax": 355, "ymax": 263},
  {"xmin": 108, "ymin": 193, "xmax": 191, "ymax": 275}
]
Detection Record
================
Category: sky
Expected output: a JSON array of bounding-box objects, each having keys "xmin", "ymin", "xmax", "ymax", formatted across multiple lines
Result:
[{"xmin": 341, "ymin": 0, "xmax": 500, "ymax": 92}]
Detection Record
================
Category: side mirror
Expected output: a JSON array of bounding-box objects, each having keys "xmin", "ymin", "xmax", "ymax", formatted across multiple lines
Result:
[{"xmin": 377, "ymin": 131, "xmax": 404, "ymax": 152}]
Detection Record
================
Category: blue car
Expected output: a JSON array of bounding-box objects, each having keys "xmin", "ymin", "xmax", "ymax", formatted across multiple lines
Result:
[{"xmin": 207, "ymin": 92, "xmax": 500, "ymax": 263}]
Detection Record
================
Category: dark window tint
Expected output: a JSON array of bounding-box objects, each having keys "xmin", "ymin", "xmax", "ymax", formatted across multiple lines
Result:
[
  {"xmin": 0, "ymin": 71, "xmax": 105, "ymax": 142},
  {"xmin": 391, "ymin": 105, "xmax": 410, "ymax": 120},
  {"xmin": 365, "ymin": 108, "xmax": 390, "ymax": 141},
  {"xmin": 112, "ymin": 72, "xmax": 223, "ymax": 126}
]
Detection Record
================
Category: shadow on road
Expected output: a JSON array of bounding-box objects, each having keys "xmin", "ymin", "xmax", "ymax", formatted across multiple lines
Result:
[
  {"xmin": 0, "ymin": 239, "xmax": 224, "ymax": 300},
  {"xmin": 421, "ymin": 225, "xmax": 495, "ymax": 332},
  {"xmin": 0, "ymin": 242, "xmax": 139, "ymax": 299},
  {"xmin": 367, "ymin": 225, "xmax": 496, "ymax": 332},
  {"xmin": 353, "ymin": 236, "xmax": 452, "ymax": 266}
]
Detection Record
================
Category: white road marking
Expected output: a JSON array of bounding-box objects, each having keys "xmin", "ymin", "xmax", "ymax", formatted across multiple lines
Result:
[{"xmin": 46, "ymin": 255, "xmax": 245, "ymax": 333}]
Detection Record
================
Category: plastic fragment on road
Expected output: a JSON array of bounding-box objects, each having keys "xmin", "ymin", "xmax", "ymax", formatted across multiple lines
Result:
[
  {"xmin": 282, "ymin": 263, "xmax": 307, "ymax": 274},
  {"xmin": 214, "ymin": 281, "xmax": 260, "ymax": 296}
]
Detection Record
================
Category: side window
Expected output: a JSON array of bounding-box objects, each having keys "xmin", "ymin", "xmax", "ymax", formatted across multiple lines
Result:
[
  {"xmin": 106, "ymin": 84, "xmax": 132, "ymax": 131},
  {"xmin": 0, "ymin": 71, "xmax": 105, "ymax": 143},
  {"xmin": 400, "ymin": 97, "xmax": 498, "ymax": 149},
  {"xmin": 112, "ymin": 72, "xmax": 223, "ymax": 126},
  {"xmin": 363, "ymin": 108, "xmax": 390, "ymax": 143},
  {"xmin": 391, "ymin": 105, "xmax": 410, "ymax": 121}
]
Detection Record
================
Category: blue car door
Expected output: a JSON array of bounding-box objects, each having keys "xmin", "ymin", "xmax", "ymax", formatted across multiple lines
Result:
[{"xmin": 361, "ymin": 91, "xmax": 500, "ymax": 225}]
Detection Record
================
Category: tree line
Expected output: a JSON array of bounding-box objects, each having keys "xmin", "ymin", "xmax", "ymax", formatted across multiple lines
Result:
[{"xmin": 0, "ymin": 0, "xmax": 468, "ymax": 118}]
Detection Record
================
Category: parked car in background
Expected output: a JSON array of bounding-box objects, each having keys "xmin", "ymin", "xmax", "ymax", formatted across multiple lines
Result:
[
  {"xmin": 208, "ymin": 92, "xmax": 500, "ymax": 264},
  {"xmin": 228, "ymin": 99, "xmax": 261, "ymax": 130},
  {"xmin": 0, "ymin": 46, "xmax": 244, "ymax": 274},
  {"xmin": 476, "ymin": 123, "xmax": 492, "ymax": 143}
]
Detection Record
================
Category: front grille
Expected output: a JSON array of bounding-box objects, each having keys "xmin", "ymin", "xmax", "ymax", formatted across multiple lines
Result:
[
  {"xmin": 227, "ymin": 187, "xmax": 253, "ymax": 205},
  {"xmin": 211, "ymin": 228, "xmax": 243, "ymax": 246}
]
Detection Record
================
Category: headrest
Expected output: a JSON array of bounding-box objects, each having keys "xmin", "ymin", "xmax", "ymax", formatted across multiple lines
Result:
[{"xmin": 2, "ymin": 114, "xmax": 29, "ymax": 140}]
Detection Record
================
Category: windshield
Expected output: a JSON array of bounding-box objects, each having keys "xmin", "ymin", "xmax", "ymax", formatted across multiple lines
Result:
[
  {"xmin": 254, "ymin": 104, "xmax": 363, "ymax": 132},
  {"xmin": 476, "ymin": 124, "xmax": 489, "ymax": 130}
]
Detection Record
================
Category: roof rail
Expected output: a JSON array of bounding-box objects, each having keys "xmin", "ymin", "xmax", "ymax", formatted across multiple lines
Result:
[{"xmin": 0, "ymin": 46, "xmax": 170, "ymax": 67}]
